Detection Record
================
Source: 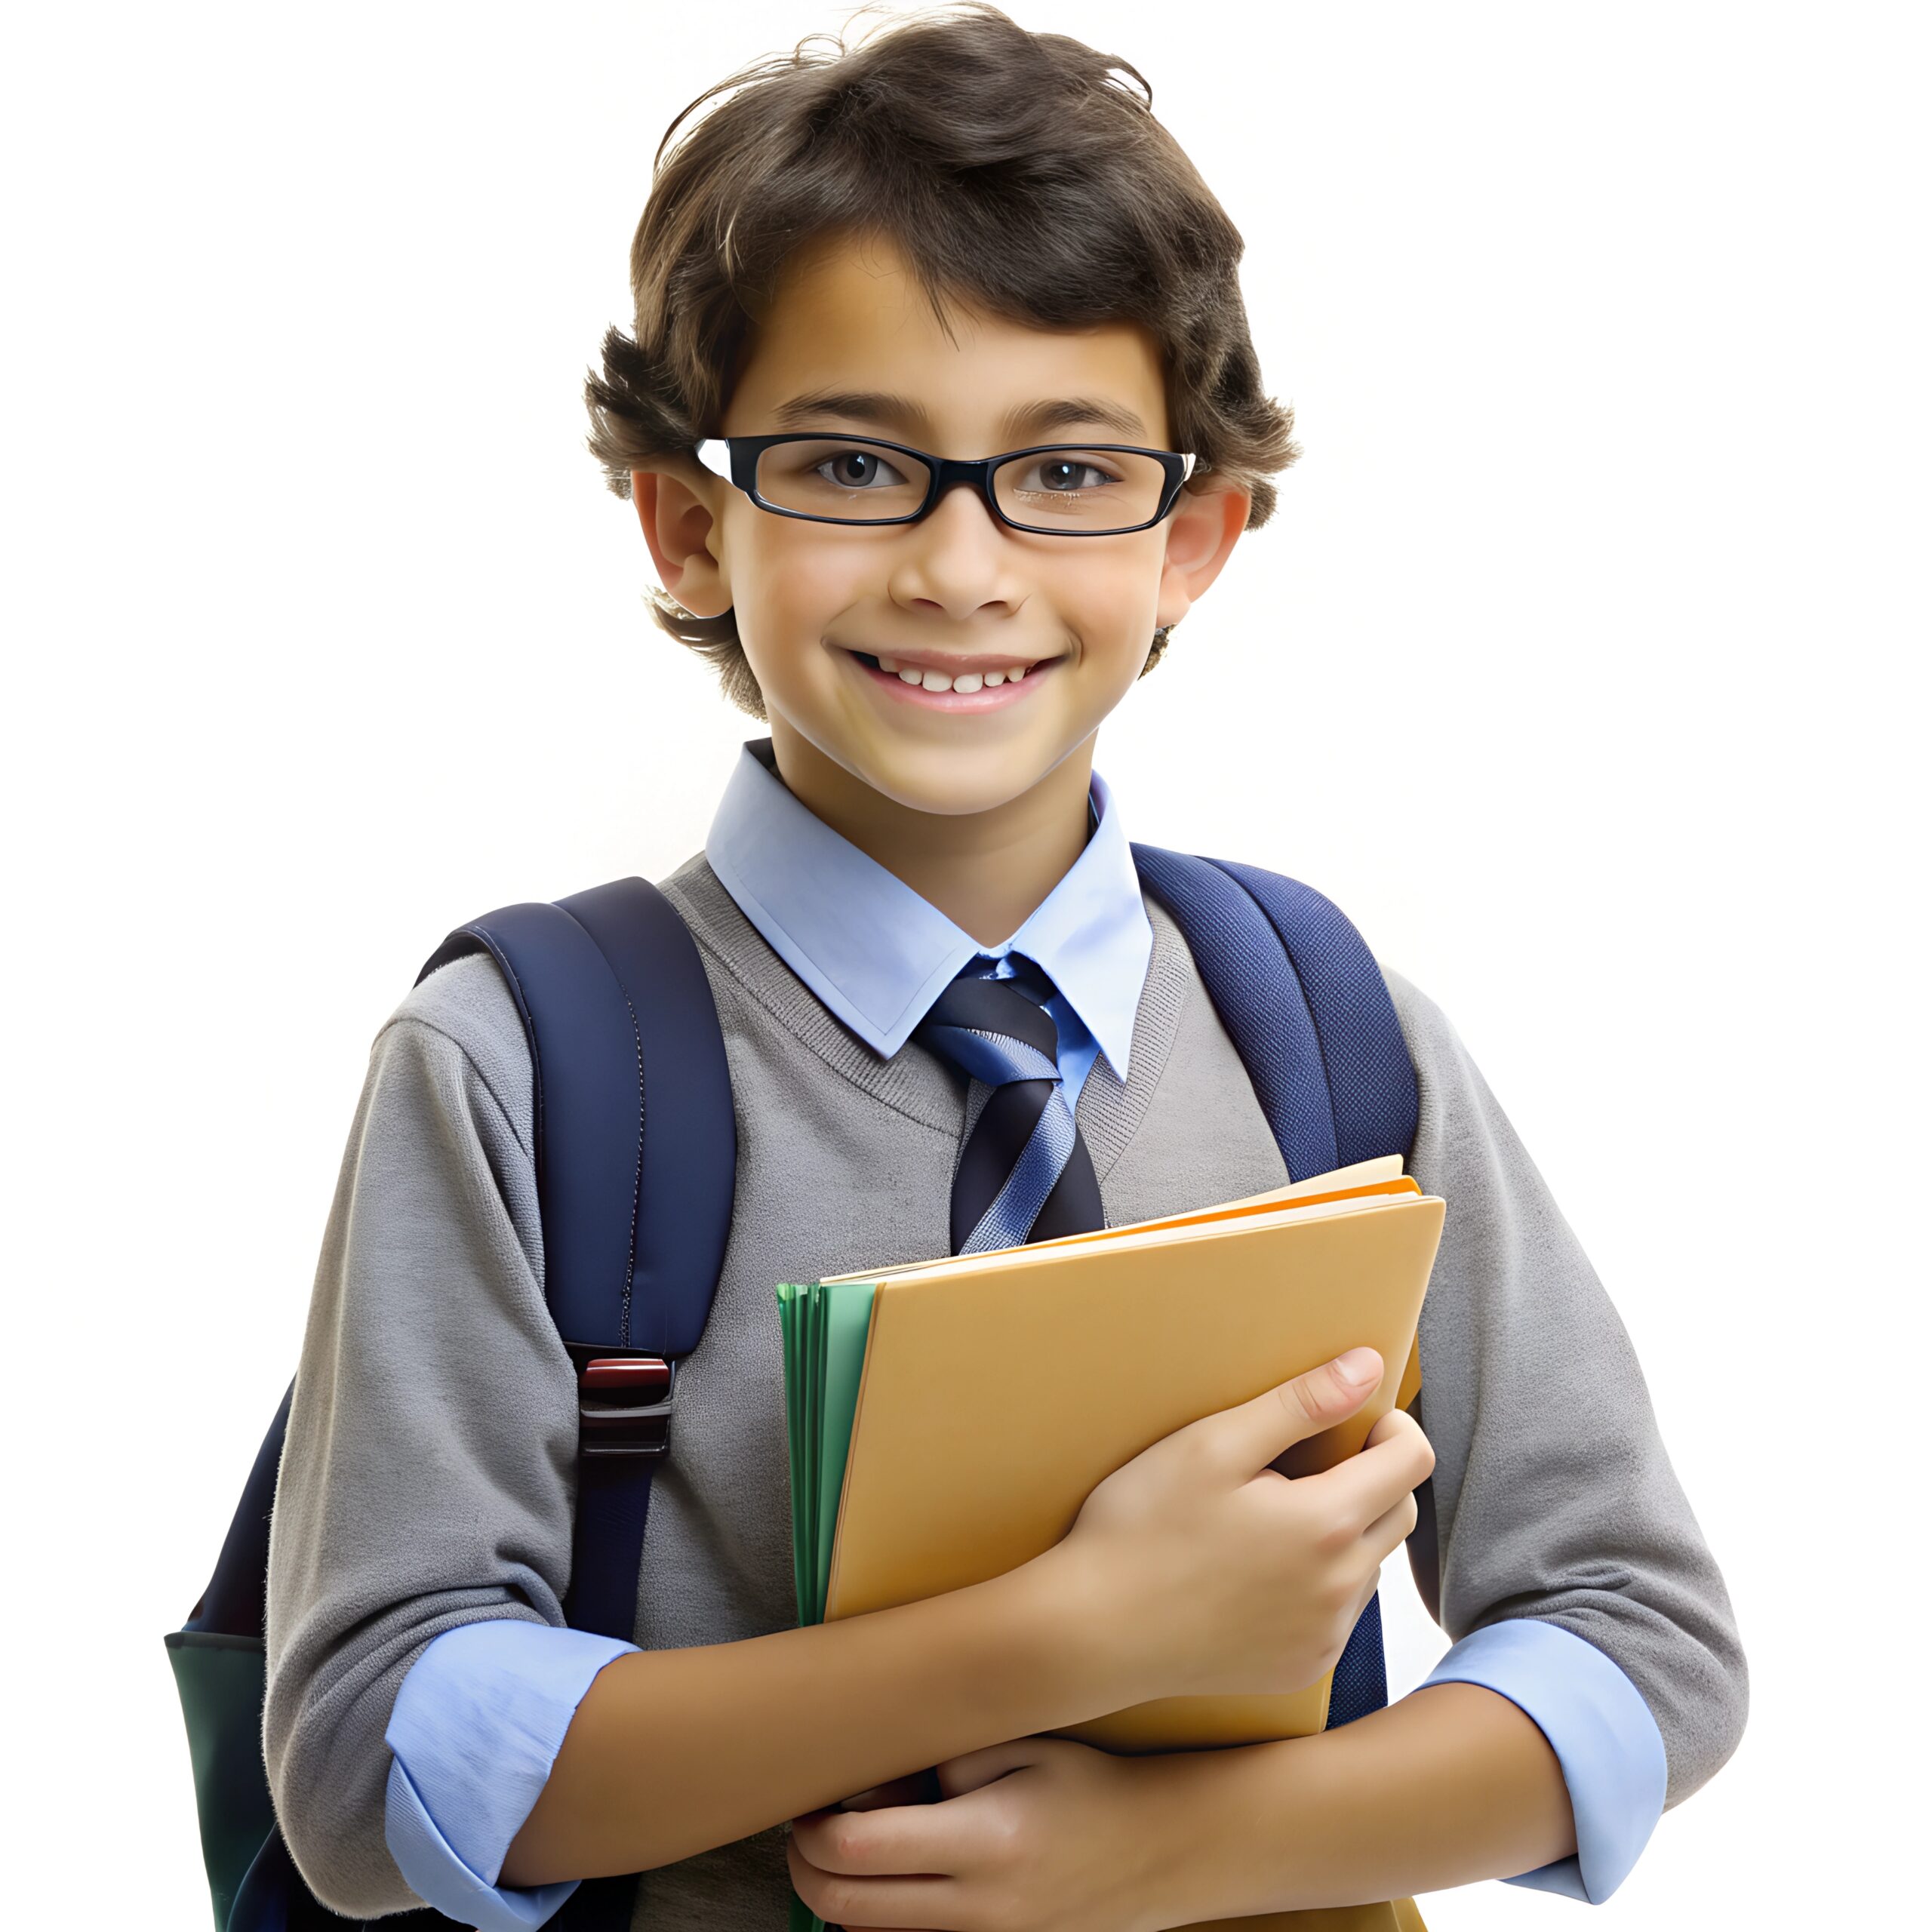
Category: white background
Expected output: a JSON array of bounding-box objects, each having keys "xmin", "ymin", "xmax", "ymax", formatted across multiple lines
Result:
[{"xmin": 5, "ymin": 2, "xmax": 1925, "ymax": 1925}]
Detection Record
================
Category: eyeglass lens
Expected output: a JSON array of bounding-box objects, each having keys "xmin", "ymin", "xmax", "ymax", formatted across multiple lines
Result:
[{"xmin": 752, "ymin": 437, "xmax": 1171, "ymax": 532}]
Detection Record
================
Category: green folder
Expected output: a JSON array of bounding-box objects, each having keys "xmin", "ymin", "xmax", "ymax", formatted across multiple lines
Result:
[{"xmin": 775, "ymin": 1276, "xmax": 879, "ymax": 1932}]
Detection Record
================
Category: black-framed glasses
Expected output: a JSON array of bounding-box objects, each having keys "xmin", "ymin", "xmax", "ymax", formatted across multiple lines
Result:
[{"xmin": 691, "ymin": 432, "xmax": 1198, "ymax": 536}]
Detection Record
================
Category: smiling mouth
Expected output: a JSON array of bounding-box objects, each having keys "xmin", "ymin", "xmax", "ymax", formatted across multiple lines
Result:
[{"xmin": 844, "ymin": 648, "xmax": 1057, "ymax": 695}]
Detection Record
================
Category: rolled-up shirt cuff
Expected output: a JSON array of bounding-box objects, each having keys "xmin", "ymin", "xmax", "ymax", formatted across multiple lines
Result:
[
  {"xmin": 383, "ymin": 1617, "xmax": 639, "ymax": 1928},
  {"xmin": 1421, "ymin": 1617, "xmax": 1668, "ymax": 1903}
]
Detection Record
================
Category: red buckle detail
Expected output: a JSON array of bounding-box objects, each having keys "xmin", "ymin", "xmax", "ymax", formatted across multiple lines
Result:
[
  {"xmin": 581, "ymin": 1356, "xmax": 672, "ymax": 1399},
  {"xmin": 577, "ymin": 1355, "xmax": 674, "ymax": 1459}
]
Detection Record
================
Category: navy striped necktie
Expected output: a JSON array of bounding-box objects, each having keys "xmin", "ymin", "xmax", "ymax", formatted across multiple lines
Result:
[{"xmin": 915, "ymin": 954, "xmax": 1105, "ymax": 1254}]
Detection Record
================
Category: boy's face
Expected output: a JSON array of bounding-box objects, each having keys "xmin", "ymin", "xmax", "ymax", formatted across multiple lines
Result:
[{"xmin": 635, "ymin": 229, "xmax": 1248, "ymax": 822}]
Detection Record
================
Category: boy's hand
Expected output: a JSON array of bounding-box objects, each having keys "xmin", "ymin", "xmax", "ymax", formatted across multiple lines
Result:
[
  {"xmin": 1053, "ymin": 1346, "xmax": 1435, "ymax": 1705},
  {"xmin": 788, "ymin": 1736, "xmax": 1172, "ymax": 1932}
]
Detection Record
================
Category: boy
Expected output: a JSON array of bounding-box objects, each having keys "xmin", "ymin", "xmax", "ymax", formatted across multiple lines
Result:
[{"xmin": 263, "ymin": 7, "xmax": 1746, "ymax": 1929}]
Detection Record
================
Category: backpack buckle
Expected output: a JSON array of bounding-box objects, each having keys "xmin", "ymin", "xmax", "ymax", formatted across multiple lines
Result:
[{"xmin": 577, "ymin": 1355, "xmax": 675, "ymax": 1459}]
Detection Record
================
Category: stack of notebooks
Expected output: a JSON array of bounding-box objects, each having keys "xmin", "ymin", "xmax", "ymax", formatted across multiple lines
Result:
[{"xmin": 777, "ymin": 1154, "xmax": 1444, "ymax": 1932}]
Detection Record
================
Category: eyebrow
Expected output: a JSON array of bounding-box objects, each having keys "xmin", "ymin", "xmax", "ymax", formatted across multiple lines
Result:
[{"xmin": 768, "ymin": 389, "xmax": 1152, "ymax": 444}]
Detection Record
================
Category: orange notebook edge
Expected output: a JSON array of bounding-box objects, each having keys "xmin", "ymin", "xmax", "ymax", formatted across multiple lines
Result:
[{"xmin": 820, "ymin": 1175, "xmax": 1423, "ymax": 1288}]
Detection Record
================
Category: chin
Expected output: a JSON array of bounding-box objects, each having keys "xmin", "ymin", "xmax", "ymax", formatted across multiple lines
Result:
[{"xmin": 857, "ymin": 742, "xmax": 1060, "ymax": 818}]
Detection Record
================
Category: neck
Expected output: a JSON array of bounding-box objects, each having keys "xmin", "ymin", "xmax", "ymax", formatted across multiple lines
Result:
[{"xmin": 765, "ymin": 723, "xmax": 1096, "ymax": 948}]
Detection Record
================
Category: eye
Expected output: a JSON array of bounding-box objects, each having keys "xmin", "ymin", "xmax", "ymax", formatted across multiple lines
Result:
[
  {"xmin": 813, "ymin": 448, "xmax": 912, "ymax": 490},
  {"xmin": 1013, "ymin": 455, "xmax": 1121, "ymax": 494}
]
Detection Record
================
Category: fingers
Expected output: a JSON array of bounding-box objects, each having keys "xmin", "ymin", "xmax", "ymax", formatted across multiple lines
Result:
[
  {"xmin": 1208, "ymin": 1347, "xmax": 1383, "ymax": 1474},
  {"xmin": 1364, "ymin": 1404, "xmax": 1418, "ymax": 1451},
  {"xmin": 1315, "ymin": 1407, "xmax": 1435, "ymax": 1534},
  {"xmin": 1358, "ymin": 1481, "xmax": 1423, "ymax": 1566},
  {"xmin": 792, "ymin": 1801, "xmax": 946, "ymax": 1877},
  {"xmin": 792, "ymin": 1784, "xmax": 974, "ymax": 1877},
  {"xmin": 786, "ymin": 1830, "xmax": 960, "ymax": 1926}
]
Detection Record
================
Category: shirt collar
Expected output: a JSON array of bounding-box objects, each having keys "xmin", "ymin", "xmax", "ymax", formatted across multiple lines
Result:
[{"xmin": 703, "ymin": 737, "xmax": 1152, "ymax": 1075}]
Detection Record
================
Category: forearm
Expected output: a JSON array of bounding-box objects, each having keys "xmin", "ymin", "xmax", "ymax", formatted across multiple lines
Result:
[
  {"xmin": 1137, "ymin": 1683, "xmax": 1574, "ymax": 1922},
  {"xmin": 502, "ymin": 1548, "xmax": 1117, "ymax": 1887}
]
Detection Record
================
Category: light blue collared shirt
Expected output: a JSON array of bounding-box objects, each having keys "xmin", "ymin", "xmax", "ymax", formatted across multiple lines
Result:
[
  {"xmin": 705, "ymin": 737, "xmax": 1152, "ymax": 1107},
  {"xmin": 381, "ymin": 740, "xmax": 1666, "ymax": 1924}
]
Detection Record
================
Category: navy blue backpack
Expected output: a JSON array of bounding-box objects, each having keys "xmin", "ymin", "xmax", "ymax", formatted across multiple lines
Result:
[{"xmin": 165, "ymin": 846, "xmax": 1421, "ymax": 1932}]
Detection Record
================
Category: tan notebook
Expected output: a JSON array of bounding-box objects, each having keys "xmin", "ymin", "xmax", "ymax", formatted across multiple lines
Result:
[{"xmin": 823, "ymin": 1166, "xmax": 1443, "ymax": 1752}]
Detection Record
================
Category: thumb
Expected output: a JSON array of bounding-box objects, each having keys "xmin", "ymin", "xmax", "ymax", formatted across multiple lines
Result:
[{"xmin": 1217, "ymin": 1347, "xmax": 1383, "ymax": 1474}]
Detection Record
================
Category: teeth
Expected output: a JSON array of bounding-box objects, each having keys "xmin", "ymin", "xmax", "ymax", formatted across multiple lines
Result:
[{"xmin": 878, "ymin": 660, "xmax": 1038, "ymax": 691}]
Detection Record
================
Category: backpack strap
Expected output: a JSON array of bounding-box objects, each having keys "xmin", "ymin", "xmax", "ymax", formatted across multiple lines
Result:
[
  {"xmin": 419, "ymin": 877, "xmax": 734, "ymax": 1932},
  {"xmin": 1130, "ymin": 844, "xmax": 1419, "ymax": 1730},
  {"xmin": 1209, "ymin": 857, "xmax": 1420, "ymax": 1167},
  {"xmin": 418, "ymin": 875, "xmax": 736, "ymax": 1638},
  {"xmin": 418, "ymin": 878, "xmax": 736, "ymax": 1359},
  {"xmin": 1129, "ymin": 845, "xmax": 1417, "ymax": 1174}
]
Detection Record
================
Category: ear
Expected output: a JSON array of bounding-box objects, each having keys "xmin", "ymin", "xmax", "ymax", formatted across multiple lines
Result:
[
  {"xmin": 631, "ymin": 461, "xmax": 733, "ymax": 619},
  {"xmin": 1153, "ymin": 474, "xmax": 1252, "ymax": 629}
]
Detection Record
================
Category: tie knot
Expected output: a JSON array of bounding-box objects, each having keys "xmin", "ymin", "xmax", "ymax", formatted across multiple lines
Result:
[
  {"xmin": 917, "ymin": 955, "xmax": 1064, "ymax": 1088},
  {"xmin": 994, "ymin": 952, "xmax": 1057, "ymax": 1008}
]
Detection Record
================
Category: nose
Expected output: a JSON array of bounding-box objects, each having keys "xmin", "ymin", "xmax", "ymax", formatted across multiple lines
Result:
[{"xmin": 886, "ymin": 475, "xmax": 1026, "ymax": 622}]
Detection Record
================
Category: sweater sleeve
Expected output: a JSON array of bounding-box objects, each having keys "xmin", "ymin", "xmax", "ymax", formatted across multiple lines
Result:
[
  {"xmin": 1384, "ymin": 969, "xmax": 1749, "ymax": 1817},
  {"xmin": 263, "ymin": 952, "xmax": 585, "ymax": 1918}
]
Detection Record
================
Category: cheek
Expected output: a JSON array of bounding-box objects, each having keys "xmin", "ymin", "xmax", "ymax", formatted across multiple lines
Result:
[
  {"xmin": 735, "ymin": 525, "xmax": 867, "ymax": 647},
  {"xmin": 1058, "ymin": 546, "xmax": 1164, "ymax": 659}
]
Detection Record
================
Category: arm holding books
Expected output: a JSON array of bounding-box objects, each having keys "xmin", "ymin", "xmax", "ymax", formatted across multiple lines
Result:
[
  {"xmin": 503, "ymin": 1346, "xmax": 1430, "ymax": 1884},
  {"xmin": 786, "ymin": 1674, "xmax": 1574, "ymax": 1932}
]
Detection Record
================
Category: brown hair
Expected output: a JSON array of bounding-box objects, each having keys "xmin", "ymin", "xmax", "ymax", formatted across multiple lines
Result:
[{"xmin": 585, "ymin": 2, "xmax": 1300, "ymax": 719}]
